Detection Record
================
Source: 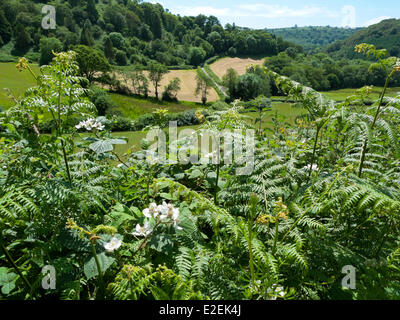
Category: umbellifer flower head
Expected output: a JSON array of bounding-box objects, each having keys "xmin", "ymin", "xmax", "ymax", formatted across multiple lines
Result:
[{"xmin": 76, "ymin": 118, "xmax": 105, "ymax": 132}]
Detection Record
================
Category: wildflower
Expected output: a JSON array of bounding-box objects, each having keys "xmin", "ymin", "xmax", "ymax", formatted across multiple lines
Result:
[
  {"xmin": 158, "ymin": 201, "xmax": 179, "ymax": 222},
  {"xmin": 132, "ymin": 222, "xmax": 152, "ymax": 237},
  {"xmin": 143, "ymin": 203, "xmax": 160, "ymax": 219},
  {"xmin": 104, "ymin": 237, "xmax": 122, "ymax": 253},
  {"xmin": 76, "ymin": 118, "xmax": 105, "ymax": 132},
  {"xmin": 267, "ymin": 285, "xmax": 286, "ymax": 300},
  {"xmin": 394, "ymin": 59, "xmax": 400, "ymax": 72}
]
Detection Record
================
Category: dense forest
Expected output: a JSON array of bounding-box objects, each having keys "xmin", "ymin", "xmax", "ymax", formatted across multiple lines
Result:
[
  {"xmin": 327, "ymin": 19, "xmax": 400, "ymax": 59},
  {"xmin": 268, "ymin": 26, "xmax": 361, "ymax": 52},
  {"xmin": 263, "ymin": 49, "xmax": 400, "ymax": 91},
  {"xmin": 0, "ymin": 0, "xmax": 299, "ymax": 67}
]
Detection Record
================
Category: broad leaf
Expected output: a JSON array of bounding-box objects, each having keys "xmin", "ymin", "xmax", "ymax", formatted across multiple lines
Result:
[{"xmin": 84, "ymin": 252, "xmax": 115, "ymax": 280}]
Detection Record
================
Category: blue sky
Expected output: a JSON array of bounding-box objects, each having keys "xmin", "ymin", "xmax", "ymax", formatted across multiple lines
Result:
[{"xmin": 149, "ymin": 0, "xmax": 398, "ymax": 29}]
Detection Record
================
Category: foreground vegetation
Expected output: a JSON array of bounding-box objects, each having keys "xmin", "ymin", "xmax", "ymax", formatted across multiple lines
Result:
[{"xmin": 1, "ymin": 43, "xmax": 400, "ymax": 300}]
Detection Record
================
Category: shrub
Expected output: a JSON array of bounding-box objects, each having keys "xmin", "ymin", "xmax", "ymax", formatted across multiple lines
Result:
[
  {"xmin": 115, "ymin": 50, "xmax": 128, "ymax": 66},
  {"xmin": 109, "ymin": 116, "xmax": 135, "ymax": 131},
  {"xmin": 90, "ymin": 87, "xmax": 116, "ymax": 116}
]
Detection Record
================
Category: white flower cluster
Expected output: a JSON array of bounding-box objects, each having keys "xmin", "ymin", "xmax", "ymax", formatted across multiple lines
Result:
[
  {"xmin": 267, "ymin": 285, "xmax": 286, "ymax": 300},
  {"xmin": 132, "ymin": 202, "xmax": 182, "ymax": 237},
  {"xmin": 75, "ymin": 118, "xmax": 105, "ymax": 132}
]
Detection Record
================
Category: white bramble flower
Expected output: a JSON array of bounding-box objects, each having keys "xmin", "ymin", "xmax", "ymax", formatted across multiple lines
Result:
[
  {"xmin": 132, "ymin": 222, "xmax": 152, "ymax": 237},
  {"xmin": 139, "ymin": 202, "xmax": 183, "ymax": 231},
  {"xmin": 158, "ymin": 201, "xmax": 179, "ymax": 222},
  {"xmin": 76, "ymin": 118, "xmax": 105, "ymax": 132},
  {"xmin": 104, "ymin": 237, "xmax": 122, "ymax": 253},
  {"xmin": 143, "ymin": 203, "xmax": 159, "ymax": 219},
  {"xmin": 267, "ymin": 285, "xmax": 286, "ymax": 300}
]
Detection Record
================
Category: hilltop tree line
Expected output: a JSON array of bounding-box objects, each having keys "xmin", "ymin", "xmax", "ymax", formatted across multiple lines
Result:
[
  {"xmin": 264, "ymin": 47, "xmax": 400, "ymax": 91},
  {"xmin": 0, "ymin": 0, "xmax": 299, "ymax": 67},
  {"xmin": 268, "ymin": 26, "xmax": 361, "ymax": 52},
  {"xmin": 327, "ymin": 19, "xmax": 400, "ymax": 60}
]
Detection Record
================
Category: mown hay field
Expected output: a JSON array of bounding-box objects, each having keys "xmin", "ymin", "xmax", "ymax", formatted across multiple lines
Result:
[
  {"xmin": 115, "ymin": 69, "xmax": 219, "ymax": 103},
  {"xmin": 209, "ymin": 57, "xmax": 265, "ymax": 79}
]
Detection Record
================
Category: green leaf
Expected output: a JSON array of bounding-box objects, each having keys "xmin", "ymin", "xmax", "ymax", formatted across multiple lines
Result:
[
  {"xmin": 148, "ymin": 234, "xmax": 174, "ymax": 253},
  {"xmin": 0, "ymin": 271, "xmax": 17, "ymax": 295},
  {"xmin": 1, "ymin": 281, "xmax": 16, "ymax": 295},
  {"xmin": 107, "ymin": 139, "xmax": 127, "ymax": 145},
  {"xmin": 174, "ymin": 173, "xmax": 185, "ymax": 180},
  {"xmin": 0, "ymin": 267, "xmax": 8, "ymax": 277},
  {"xmin": 89, "ymin": 140, "xmax": 114, "ymax": 154},
  {"xmin": 106, "ymin": 203, "xmax": 137, "ymax": 229},
  {"xmin": 189, "ymin": 169, "xmax": 203, "ymax": 179},
  {"xmin": 84, "ymin": 252, "xmax": 115, "ymax": 280},
  {"xmin": 58, "ymin": 228, "xmax": 92, "ymax": 253},
  {"xmin": 0, "ymin": 272, "xmax": 17, "ymax": 286},
  {"xmin": 160, "ymin": 193, "xmax": 173, "ymax": 200}
]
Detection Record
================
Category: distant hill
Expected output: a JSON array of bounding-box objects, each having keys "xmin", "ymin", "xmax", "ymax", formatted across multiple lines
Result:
[
  {"xmin": 327, "ymin": 19, "xmax": 400, "ymax": 59},
  {"xmin": 268, "ymin": 26, "xmax": 361, "ymax": 52}
]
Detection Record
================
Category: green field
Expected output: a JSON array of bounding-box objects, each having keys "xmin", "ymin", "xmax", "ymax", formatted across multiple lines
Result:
[
  {"xmin": 0, "ymin": 62, "xmax": 39, "ymax": 109},
  {"xmin": 109, "ymin": 94, "xmax": 201, "ymax": 119},
  {"xmin": 321, "ymin": 87, "xmax": 400, "ymax": 101},
  {"xmin": 108, "ymin": 102, "xmax": 303, "ymax": 156}
]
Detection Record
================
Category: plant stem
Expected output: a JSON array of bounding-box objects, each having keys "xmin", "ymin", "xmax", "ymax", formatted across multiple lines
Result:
[
  {"xmin": 358, "ymin": 71, "xmax": 393, "ymax": 177},
  {"xmin": 214, "ymin": 163, "xmax": 220, "ymax": 205},
  {"xmin": 0, "ymin": 240, "xmax": 33, "ymax": 295},
  {"xmin": 308, "ymin": 125, "xmax": 321, "ymax": 180},
  {"xmin": 90, "ymin": 242, "xmax": 104, "ymax": 299},
  {"xmin": 247, "ymin": 204, "xmax": 256, "ymax": 286},
  {"xmin": 61, "ymin": 139, "xmax": 72, "ymax": 184},
  {"xmin": 272, "ymin": 220, "xmax": 280, "ymax": 254}
]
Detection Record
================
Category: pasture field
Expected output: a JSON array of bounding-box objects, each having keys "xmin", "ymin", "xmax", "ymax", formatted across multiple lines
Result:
[
  {"xmin": 109, "ymin": 93, "xmax": 200, "ymax": 119},
  {"xmin": 321, "ymin": 87, "xmax": 400, "ymax": 101},
  {"xmin": 0, "ymin": 62, "xmax": 39, "ymax": 109},
  {"xmin": 109, "ymin": 101, "xmax": 302, "ymax": 156}
]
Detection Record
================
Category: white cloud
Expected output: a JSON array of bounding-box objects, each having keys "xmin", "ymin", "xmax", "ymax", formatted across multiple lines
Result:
[
  {"xmin": 236, "ymin": 4, "xmax": 336, "ymax": 18},
  {"xmin": 175, "ymin": 6, "xmax": 231, "ymax": 17},
  {"xmin": 172, "ymin": 4, "xmax": 337, "ymax": 20},
  {"xmin": 363, "ymin": 16, "xmax": 393, "ymax": 27}
]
